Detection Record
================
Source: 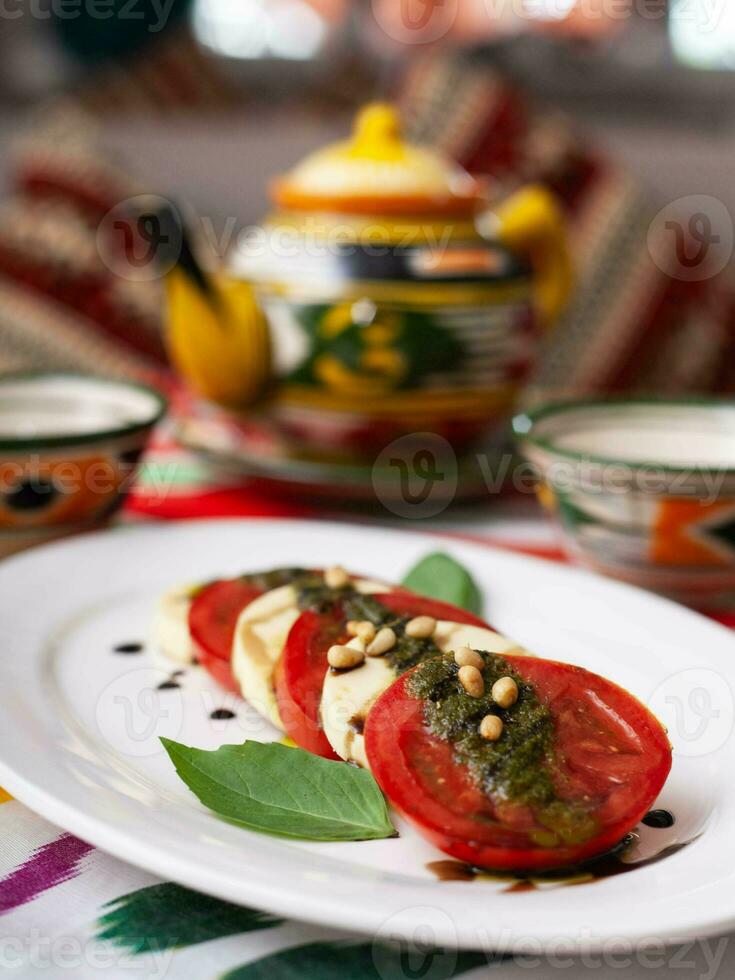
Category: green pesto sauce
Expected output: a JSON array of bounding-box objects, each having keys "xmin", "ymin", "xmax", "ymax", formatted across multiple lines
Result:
[
  {"xmin": 248, "ymin": 567, "xmax": 310, "ymax": 592},
  {"xmin": 294, "ymin": 573, "xmax": 353, "ymax": 614},
  {"xmin": 293, "ymin": 587, "xmax": 442, "ymax": 675},
  {"xmin": 407, "ymin": 653, "xmax": 598, "ymax": 847},
  {"xmin": 342, "ymin": 592, "xmax": 442, "ymax": 675}
]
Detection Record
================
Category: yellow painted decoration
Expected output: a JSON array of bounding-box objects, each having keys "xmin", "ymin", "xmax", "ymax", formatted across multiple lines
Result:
[
  {"xmin": 261, "ymin": 278, "xmax": 531, "ymax": 307},
  {"xmin": 536, "ymin": 481, "xmax": 557, "ymax": 514},
  {"xmin": 493, "ymin": 184, "xmax": 573, "ymax": 329},
  {"xmin": 165, "ymin": 269, "xmax": 270, "ymax": 407}
]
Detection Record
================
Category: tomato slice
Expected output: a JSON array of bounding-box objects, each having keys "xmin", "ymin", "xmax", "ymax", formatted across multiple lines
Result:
[
  {"xmin": 365, "ymin": 655, "xmax": 672, "ymax": 872},
  {"xmin": 189, "ymin": 579, "xmax": 266, "ymax": 691},
  {"xmin": 275, "ymin": 592, "xmax": 490, "ymax": 759}
]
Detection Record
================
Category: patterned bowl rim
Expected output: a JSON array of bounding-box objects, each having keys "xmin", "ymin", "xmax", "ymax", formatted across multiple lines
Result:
[
  {"xmin": 513, "ymin": 396, "xmax": 735, "ymax": 476},
  {"xmin": 0, "ymin": 371, "xmax": 167, "ymax": 452}
]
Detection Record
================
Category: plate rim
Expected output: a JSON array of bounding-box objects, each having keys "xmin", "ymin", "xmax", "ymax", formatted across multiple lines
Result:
[{"xmin": 2, "ymin": 517, "xmax": 735, "ymax": 953}]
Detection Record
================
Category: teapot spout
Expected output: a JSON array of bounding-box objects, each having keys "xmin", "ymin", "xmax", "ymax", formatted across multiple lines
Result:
[{"xmin": 156, "ymin": 203, "xmax": 270, "ymax": 407}]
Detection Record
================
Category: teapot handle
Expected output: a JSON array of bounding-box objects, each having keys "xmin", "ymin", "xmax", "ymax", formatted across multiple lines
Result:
[
  {"xmin": 490, "ymin": 185, "xmax": 573, "ymax": 330},
  {"xmin": 153, "ymin": 201, "xmax": 271, "ymax": 407},
  {"xmin": 165, "ymin": 269, "xmax": 270, "ymax": 407}
]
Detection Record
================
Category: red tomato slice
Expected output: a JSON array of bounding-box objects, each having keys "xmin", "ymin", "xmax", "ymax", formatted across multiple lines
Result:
[
  {"xmin": 365, "ymin": 655, "xmax": 672, "ymax": 872},
  {"xmin": 189, "ymin": 579, "xmax": 265, "ymax": 691},
  {"xmin": 275, "ymin": 592, "xmax": 490, "ymax": 760}
]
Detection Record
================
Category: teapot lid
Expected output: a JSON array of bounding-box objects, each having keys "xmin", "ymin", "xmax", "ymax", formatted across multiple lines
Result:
[{"xmin": 271, "ymin": 103, "xmax": 485, "ymax": 217}]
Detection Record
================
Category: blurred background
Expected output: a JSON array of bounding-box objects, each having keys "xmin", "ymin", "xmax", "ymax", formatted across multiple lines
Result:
[
  {"xmin": 1, "ymin": 1, "xmax": 734, "ymax": 390},
  {"xmin": 0, "ymin": 0, "xmax": 734, "ymax": 607},
  {"xmin": 0, "ymin": 0, "xmax": 734, "ymax": 503}
]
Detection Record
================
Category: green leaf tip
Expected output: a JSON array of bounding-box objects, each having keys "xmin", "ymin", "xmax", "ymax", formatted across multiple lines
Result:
[{"xmin": 401, "ymin": 552, "xmax": 483, "ymax": 615}]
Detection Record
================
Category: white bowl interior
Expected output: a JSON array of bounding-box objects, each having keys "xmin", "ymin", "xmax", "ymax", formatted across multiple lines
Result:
[
  {"xmin": 0, "ymin": 375, "xmax": 162, "ymax": 441},
  {"xmin": 524, "ymin": 402, "xmax": 735, "ymax": 469}
]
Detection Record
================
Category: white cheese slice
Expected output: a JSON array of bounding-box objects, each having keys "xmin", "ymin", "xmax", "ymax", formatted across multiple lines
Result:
[
  {"xmin": 321, "ymin": 622, "xmax": 529, "ymax": 769},
  {"xmin": 153, "ymin": 584, "xmax": 197, "ymax": 665},
  {"xmin": 232, "ymin": 578, "xmax": 389, "ymax": 731}
]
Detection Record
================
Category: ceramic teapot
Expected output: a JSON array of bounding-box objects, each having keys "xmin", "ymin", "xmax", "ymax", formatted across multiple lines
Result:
[{"xmin": 164, "ymin": 103, "xmax": 572, "ymax": 455}]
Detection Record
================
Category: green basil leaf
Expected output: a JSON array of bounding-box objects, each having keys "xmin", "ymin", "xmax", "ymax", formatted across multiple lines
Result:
[
  {"xmin": 401, "ymin": 552, "xmax": 483, "ymax": 615},
  {"xmin": 161, "ymin": 738, "xmax": 397, "ymax": 842}
]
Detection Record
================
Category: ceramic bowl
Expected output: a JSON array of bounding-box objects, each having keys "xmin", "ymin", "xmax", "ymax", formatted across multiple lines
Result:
[
  {"xmin": 0, "ymin": 373, "xmax": 166, "ymax": 556},
  {"xmin": 514, "ymin": 398, "xmax": 735, "ymax": 608}
]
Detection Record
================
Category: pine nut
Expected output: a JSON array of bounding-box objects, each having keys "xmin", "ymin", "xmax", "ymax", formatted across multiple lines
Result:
[
  {"xmin": 356, "ymin": 621, "xmax": 376, "ymax": 643},
  {"xmin": 346, "ymin": 620, "xmax": 376, "ymax": 643},
  {"xmin": 480, "ymin": 714, "xmax": 504, "ymax": 741},
  {"xmin": 458, "ymin": 664, "xmax": 484, "ymax": 698},
  {"xmin": 366, "ymin": 626, "xmax": 396, "ymax": 657},
  {"xmin": 454, "ymin": 647, "xmax": 484, "ymax": 671},
  {"xmin": 325, "ymin": 565, "xmax": 350, "ymax": 589},
  {"xmin": 327, "ymin": 644, "xmax": 365, "ymax": 669},
  {"xmin": 404, "ymin": 615, "xmax": 437, "ymax": 639},
  {"xmin": 492, "ymin": 676, "xmax": 518, "ymax": 709}
]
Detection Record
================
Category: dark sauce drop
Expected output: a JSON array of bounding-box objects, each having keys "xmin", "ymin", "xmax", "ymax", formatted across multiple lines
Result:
[
  {"xmin": 157, "ymin": 680, "xmax": 180, "ymax": 690},
  {"xmin": 349, "ymin": 716, "xmax": 365, "ymax": 735},
  {"xmin": 426, "ymin": 860, "xmax": 477, "ymax": 882},
  {"xmin": 642, "ymin": 809, "xmax": 675, "ymax": 829},
  {"xmin": 113, "ymin": 642, "xmax": 144, "ymax": 654},
  {"xmin": 427, "ymin": 822, "xmax": 691, "ymax": 891},
  {"xmin": 210, "ymin": 708, "xmax": 236, "ymax": 720},
  {"xmin": 505, "ymin": 880, "xmax": 536, "ymax": 893}
]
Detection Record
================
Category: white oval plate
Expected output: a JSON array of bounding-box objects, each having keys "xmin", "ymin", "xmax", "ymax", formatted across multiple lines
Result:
[{"xmin": 0, "ymin": 519, "xmax": 733, "ymax": 954}]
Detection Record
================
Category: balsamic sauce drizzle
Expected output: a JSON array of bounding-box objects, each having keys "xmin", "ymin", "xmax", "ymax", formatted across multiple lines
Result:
[
  {"xmin": 642, "ymin": 809, "xmax": 675, "ymax": 829},
  {"xmin": 113, "ymin": 642, "xmax": 143, "ymax": 654},
  {"xmin": 210, "ymin": 708, "xmax": 236, "ymax": 720},
  {"xmin": 427, "ymin": 811, "xmax": 686, "ymax": 890}
]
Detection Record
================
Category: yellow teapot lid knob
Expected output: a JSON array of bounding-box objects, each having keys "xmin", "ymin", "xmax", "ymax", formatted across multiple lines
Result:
[{"xmin": 352, "ymin": 103, "xmax": 401, "ymax": 152}]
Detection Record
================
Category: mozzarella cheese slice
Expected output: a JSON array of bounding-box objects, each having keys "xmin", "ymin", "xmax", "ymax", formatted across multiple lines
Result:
[
  {"xmin": 321, "ymin": 622, "xmax": 530, "ymax": 769},
  {"xmin": 153, "ymin": 584, "xmax": 197, "ymax": 665},
  {"xmin": 232, "ymin": 578, "xmax": 389, "ymax": 731}
]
